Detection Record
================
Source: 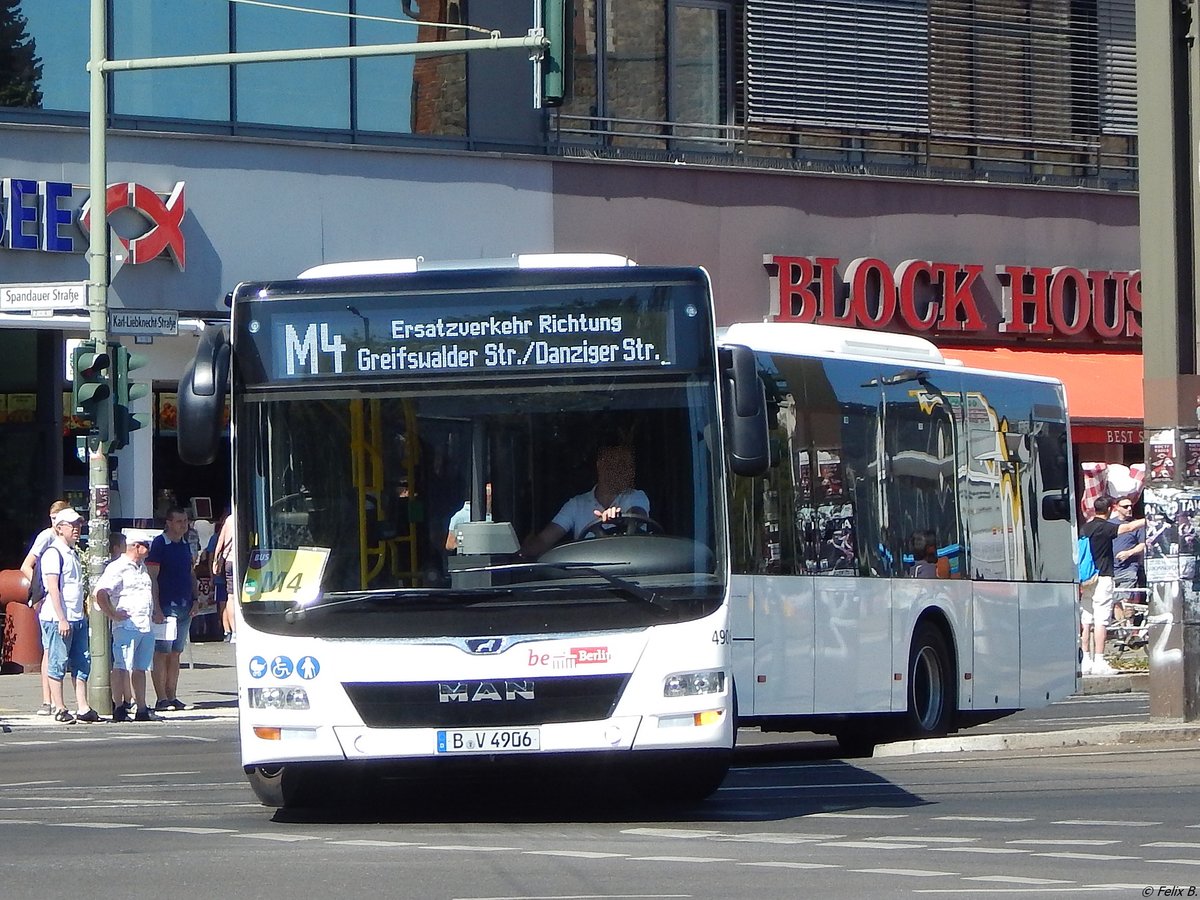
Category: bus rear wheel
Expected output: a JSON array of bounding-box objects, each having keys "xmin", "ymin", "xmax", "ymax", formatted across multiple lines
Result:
[{"xmin": 905, "ymin": 622, "xmax": 955, "ymax": 738}]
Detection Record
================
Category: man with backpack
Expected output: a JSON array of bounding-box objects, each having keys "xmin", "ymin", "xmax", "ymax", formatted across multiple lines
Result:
[
  {"xmin": 1079, "ymin": 495, "xmax": 1147, "ymax": 676},
  {"xmin": 36, "ymin": 507, "xmax": 101, "ymax": 724},
  {"xmin": 20, "ymin": 499, "xmax": 71, "ymax": 716}
]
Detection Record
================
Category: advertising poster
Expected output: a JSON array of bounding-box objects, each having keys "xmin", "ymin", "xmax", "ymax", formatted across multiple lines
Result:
[
  {"xmin": 1185, "ymin": 433, "xmax": 1200, "ymax": 481},
  {"xmin": 1148, "ymin": 430, "xmax": 1177, "ymax": 482},
  {"xmin": 1143, "ymin": 487, "xmax": 1199, "ymax": 583}
]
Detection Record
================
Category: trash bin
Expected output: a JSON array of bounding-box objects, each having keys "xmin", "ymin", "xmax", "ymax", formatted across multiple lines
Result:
[{"xmin": 0, "ymin": 569, "xmax": 42, "ymax": 674}]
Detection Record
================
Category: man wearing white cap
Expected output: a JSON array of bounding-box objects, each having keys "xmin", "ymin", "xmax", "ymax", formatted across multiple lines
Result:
[
  {"xmin": 93, "ymin": 529, "xmax": 162, "ymax": 722},
  {"xmin": 37, "ymin": 507, "xmax": 100, "ymax": 724}
]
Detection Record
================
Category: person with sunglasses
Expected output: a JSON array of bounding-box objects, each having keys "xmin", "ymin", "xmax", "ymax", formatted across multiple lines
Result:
[
  {"xmin": 1109, "ymin": 497, "xmax": 1147, "ymax": 649},
  {"xmin": 1080, "ymin": 495, "xmax": 1146, "ymax": 676}
]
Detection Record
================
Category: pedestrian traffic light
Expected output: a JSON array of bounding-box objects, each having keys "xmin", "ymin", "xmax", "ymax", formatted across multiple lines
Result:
[
  {"xmin": 537, "ymin": 0, "xmax": 572, "ymax": 108},
  {"xmin": 109, "ymin": 343, "xmax": 151, "ymax": 451},
  {"xmin": 71, "ymin": 340, "xmax": 112, "ymax": 443}
]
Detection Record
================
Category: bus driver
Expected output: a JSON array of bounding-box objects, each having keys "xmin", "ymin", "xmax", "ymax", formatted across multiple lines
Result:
[{"xmin": 520, "ymin": 444, "xmax": 650, "ymax": 559}]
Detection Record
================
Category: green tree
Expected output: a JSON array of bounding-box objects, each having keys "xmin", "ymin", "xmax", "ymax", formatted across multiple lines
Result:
[{"xmin": 0, "ymin": 1, "xmax": 41, "ymax": 108}]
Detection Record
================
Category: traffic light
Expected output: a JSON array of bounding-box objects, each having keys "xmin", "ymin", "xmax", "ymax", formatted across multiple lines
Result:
[
  {"xmin": 109, "ymin": 343, "xmax": 151, "ymax": 451},
  {"xmin": 537, "ymin": 0, "xmax": 572, "ymax": 108},
  {"xmin": 71, "ymin": 340, "xmax": 113, "ymax": 443}
]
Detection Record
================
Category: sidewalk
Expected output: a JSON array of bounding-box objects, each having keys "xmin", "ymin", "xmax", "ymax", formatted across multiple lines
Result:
[{"xmin": 0, "ymin": 638, "xmax": 238, "ymax": 730}]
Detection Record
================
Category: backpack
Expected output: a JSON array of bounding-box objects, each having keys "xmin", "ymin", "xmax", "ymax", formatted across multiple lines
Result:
[
  {"xmin": 27, "ymin": 546, "xmax": 63, "ymax": 608},
  {"xmin": 1077, "ymin": 534, "xmax": 1097, "ymax": 583}
]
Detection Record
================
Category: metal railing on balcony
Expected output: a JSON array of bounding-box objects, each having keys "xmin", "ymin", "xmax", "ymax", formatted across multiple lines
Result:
[{"xmin": 547, "ymin": 112, "xmax": 1138, "ymax": 191}]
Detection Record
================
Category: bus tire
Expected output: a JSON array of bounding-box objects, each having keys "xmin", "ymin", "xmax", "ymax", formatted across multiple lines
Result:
[
  {"xmin": 905, "ymin": 621, "xmax": 955, "ymax": 738},
  {"xmin": 246, "ymin": 765, "xmax": 286, "ymax": 807},
  {"xmin": 834, "ymin": 727, "xmax": 877, "ymax": 758},
  {"xmin": 631, "ymin": 752, "xmax": 731, "ymax": 805},
  {"xmin": 246, "ymin": 764, "xmax": 341, "ymax": 809}
]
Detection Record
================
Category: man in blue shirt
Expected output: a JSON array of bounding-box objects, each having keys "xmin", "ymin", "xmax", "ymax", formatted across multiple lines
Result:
[{"xmin": 148, "ymin": 506, "xmax": 196, "ymax": 711}]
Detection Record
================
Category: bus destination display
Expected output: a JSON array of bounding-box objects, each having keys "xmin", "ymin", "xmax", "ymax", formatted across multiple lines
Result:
[{"xmin": 269, "ymin": 302, "xmax": 678, "ymax": 380}]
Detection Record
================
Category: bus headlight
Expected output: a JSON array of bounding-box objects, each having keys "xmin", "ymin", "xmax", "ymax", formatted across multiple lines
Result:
[
  {"xmin": 663, "ymin": 670, "xmax": 725, "ymax": 698},
  {"xmin": 247, "ymin": 687, "xmax": 311, "ymax": 710}
]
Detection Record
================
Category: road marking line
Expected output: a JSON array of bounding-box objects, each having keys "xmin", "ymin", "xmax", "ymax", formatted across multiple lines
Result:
[
  {"xmin": 420, "ymin": 845, "xmax": 520, "ymax": 852},
  {"xmin": 1142, "ymin": 841, "xmax": 1200, "ymax": 848},
  {"xmin": 934, "ymin": 816, "xmax": 1033, "ymax": 823},
  {"xmin": 0, "ymin": 781, "xmax": 62, "ymax": 787},
  {"xmin": 449, "ymin": 894, "xmax": 691, "ymax": 899},
  {"xmin": 720, "ymin": 782, "xmax": 901, "ymax": 792},
  {"xmin": 1149, "ymin": 858, "xmax": 1200, "ymax": 866},
  {"xmin": 710, "ymin": 833, "xmax": 838, "ymax": 843},
  {"xmin": 739, "ymin": 861, "xmax": 839, "ymax": 870},
  {"xmin": 524, "ymin": 850, "xmax": 627, "ymax": 859},
  {"xmin": 1031, "ymin": 852, "xmax": 1139, "ymax": 861},
  {"xmin": 912, "ymin": 887, "xmax": 1125, "ymax": 894},
  {"xmin": 49, "ymin": 822, "xmax": 140, "ymax": 828},
  {"xmin": 621, "ymin": 828, "xmax": 722, "ymax": 839},
  {"xmin": 851, "ymin": 868, "xmax": 956, "ymax": 878},
  {"xmin": 1051, "ymin": 819, "xmax": 1159, "ymax": 827},
  {"xmin": 328, "ymin": 840, "xmax": 421, "ymax": 847},
  {"xmin": 808, "ymin": 812, "xmax": 907, "ymax": 819},
  {"xmin": 963, "ymin": 875, "xmax": 1074, "ymax": 885},
  {"xmin": 145, "ymin": 827, "xmax": 237, "ymax": 834},
  {"xmin": 819, "ymin": 841, "xmax": 925, "ymax": 850},
  {"xmin": 237, "ymin": 833, "xmax": 321, "ymax": 842},
  {"xmin": 119, "ymin": 771, "xmax": 200, "ymax": 778},
  {"xmin": 866, "ymin": 836, "xmax": 977, "ymax": 843},
  {"xmin": 627, "ymin": 856, "xmax": 733, "ymax": 863},
  {"xmin": 1009, "ymin": 839, "xmax": 1121, "ymax": 846},
  {"xmin": 933, "ymin": 847, "xmax": 1029, "ymax": 855}
]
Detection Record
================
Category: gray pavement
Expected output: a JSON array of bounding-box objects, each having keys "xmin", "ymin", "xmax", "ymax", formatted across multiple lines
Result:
[
  {"xmin": 1, "ymin": 640, "xmax": 1197, "ymax": 757},
  {"xmin": 0, "ymin": 636, "xmax": 238, "ymax": 730}
]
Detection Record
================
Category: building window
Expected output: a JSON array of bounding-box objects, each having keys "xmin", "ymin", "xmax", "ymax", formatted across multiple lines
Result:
[
  {"xmin": 235, "ymin": 0, "xmax": 351, "ymax": 130},
  {"xmin": 671, "ymin": 1, "xmax": 731, "ymax": 141},
  {"xmin": 8, "ymin": 0, "xmax": 88, "ymax": 113},
  {"xmin": 113, "ymin": 0, "xmax": 230, "ymax": 122},
  {"xmin": 746, "ymin": 0, "xmax": 929, "ymax": 131}
]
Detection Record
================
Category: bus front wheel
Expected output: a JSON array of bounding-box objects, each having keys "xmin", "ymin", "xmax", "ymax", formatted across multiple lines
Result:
[
  {"xmin": 905, "ymin": 622, "xmax": 955, "ymax": 738},
  {"xmin": 246, "ymin": 765, "xmax": 286, "ymax": 807}
]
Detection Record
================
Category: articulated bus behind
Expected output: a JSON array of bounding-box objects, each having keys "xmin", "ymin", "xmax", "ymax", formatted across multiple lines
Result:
[{"xmin": 720, "ymin": 322, "xmax": 1078, "ymax": 755}]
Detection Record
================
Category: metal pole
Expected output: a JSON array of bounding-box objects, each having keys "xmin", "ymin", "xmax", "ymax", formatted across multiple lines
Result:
[
  {"xmin": 86, "ymin": 0, "xmax": 111, "ymax": 713},
  {"xmin": 1136, "ymin": 0, "xmax": 1200, "ymax": 721}
]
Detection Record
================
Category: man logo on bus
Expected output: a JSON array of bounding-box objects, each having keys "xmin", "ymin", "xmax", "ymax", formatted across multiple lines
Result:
[
  {"xmin": 438, "ymin": 681, "xmax": 535, "ymax": 702},
  {"xmin": 285, "ymin": 322, "xmax": 348, "ymax": 375}
]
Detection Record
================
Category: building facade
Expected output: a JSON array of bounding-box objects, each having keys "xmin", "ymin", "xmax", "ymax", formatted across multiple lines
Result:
[{"xmin": 0, "ymin": 0, "xmax": 1140, "ymax": 563}]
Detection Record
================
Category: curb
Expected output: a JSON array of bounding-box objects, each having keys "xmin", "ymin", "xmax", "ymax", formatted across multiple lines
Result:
[
  {"xmin": 1081, "ymin": 672, "xmax": 1148, "ymax": 694},
  {"xmin": 873, "ymin": 722, "xmax": 1200, "ymax": 757},
  {"xmin": 0, "ymin": 707, "xmax": 238, "ymax": 731}
]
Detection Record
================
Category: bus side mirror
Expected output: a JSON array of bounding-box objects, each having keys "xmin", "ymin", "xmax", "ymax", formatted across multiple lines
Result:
[
  {"xmin": 1042, "ymin": 494, "xmax": 1072, "ymax": 522},
  {"xmin": 178, "ymin": 326, "xmax": 230, "ymax": 466},
  {"xmin": 720, "ymin": 344, "xmax": 769, "ymax": 477}
]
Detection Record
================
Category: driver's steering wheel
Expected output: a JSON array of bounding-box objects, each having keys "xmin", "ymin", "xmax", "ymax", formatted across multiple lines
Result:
[{"xmin": 580, "ymin": 511, "xmax": 664, "ymax": 539}]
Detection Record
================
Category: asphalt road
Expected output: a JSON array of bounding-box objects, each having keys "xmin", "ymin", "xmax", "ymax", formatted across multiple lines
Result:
[{"xmin": 1, "ymin": 719, "xmax": 1196, "ymax": 899}]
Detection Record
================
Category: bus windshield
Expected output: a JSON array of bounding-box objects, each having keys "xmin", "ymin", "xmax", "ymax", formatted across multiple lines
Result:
[{"xmin": 236, "ymin": 371, "xmax": 724, "ymax": 637}]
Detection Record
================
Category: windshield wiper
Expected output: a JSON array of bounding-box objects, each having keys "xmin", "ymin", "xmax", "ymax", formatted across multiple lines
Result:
[
  {"xmin": 275, "ymin": 587, "xmax": 514, "ymax": 621},
  {"xmin": 454, "ymin": 561, "xmax": 672, "ymax": 614}
]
